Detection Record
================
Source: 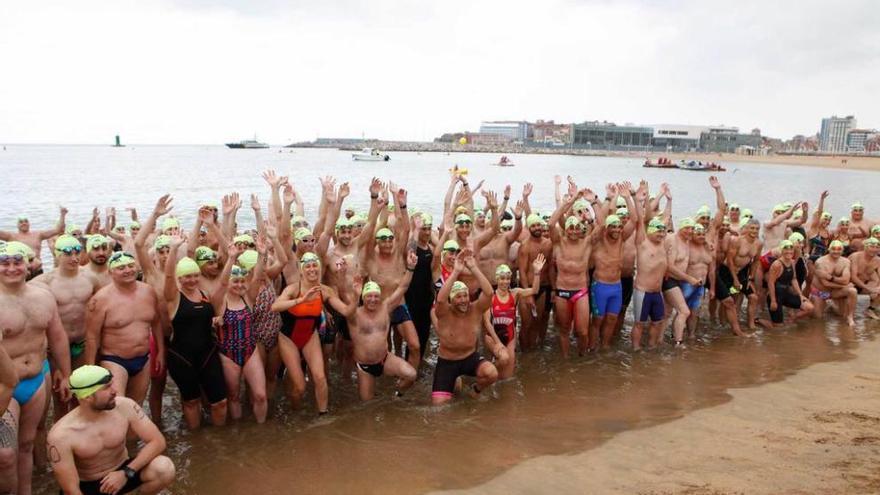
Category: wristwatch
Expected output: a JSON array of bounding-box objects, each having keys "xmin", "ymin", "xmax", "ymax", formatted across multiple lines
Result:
[{"xmin": 122, "ymin": 466, "xmax": 137, "ymax": 480}]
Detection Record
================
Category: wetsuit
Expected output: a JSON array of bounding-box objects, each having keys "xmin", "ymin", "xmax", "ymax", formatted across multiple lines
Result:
[
  {"xmin": 768, "ymin": 261, "xmax": 801, "ymax": 324},
  {"xmin": 490, "ymin": 292, "xmax": 517, "ymax": 345},
  {"xmin": 280, "ymin": 286, "xmax": 322, "ymax": 349},
  {"xmin": 405, "ymin": 245, "xmax": 434, "ymax": 358},
  {"xmin": 167, "ymin": 291, "xmax": 226, "ymax": 404},
  {"xmin": 219, "ymin": 299, "xmax": 256, "ymax": 367}
]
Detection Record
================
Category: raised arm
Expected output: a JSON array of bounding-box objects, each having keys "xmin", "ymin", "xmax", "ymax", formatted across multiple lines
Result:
[
  {"xmin": 209, "ymin": 243, "xmax": 240, "ymax": 312},
  {"xmin": 513, "ymin": 254, "xmax": 546, "ymax": 298},
  {"xmin": 386, "ymin": 251, "xmax": 417, "ymax": 308},
  {"xmin": 39, "ymin": 206, "xmax": 68, "ymax": 240},
  {"xmin": 505, "ymin": 200, "xmax": 525, "ymax": 244},
  {"xmin": 709, "ymin": 175, "xmax": 726, "ymax": 213}
]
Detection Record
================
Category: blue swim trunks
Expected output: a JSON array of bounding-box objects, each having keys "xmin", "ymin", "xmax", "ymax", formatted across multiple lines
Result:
[
  {"xmin": 680, "ymin": 282, "xmax": 705, "ymax": 310},
  {"xmin": 633, "ymin": 290, "xmax": 665, "ymax": 323},
  {"xmin": 590, "ymin": 280, "xmax": 623, "ymax": 317},
  {"xmin": 390, "ymin": 304, "xmax": 412, "ymax": 326},
  {"xmin": 12, "ymin": 359, "xmax": 50, "ymax": 406}
]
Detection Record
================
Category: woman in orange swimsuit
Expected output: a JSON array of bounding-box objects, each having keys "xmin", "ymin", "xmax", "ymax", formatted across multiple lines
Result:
[{"xmin": 271, "ymin": 252, "xmax": 334, "ymax": 414}]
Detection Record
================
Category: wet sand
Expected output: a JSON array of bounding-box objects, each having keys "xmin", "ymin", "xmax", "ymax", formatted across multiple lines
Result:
[{"xmin": 441, "ymin": 337, "xmax": 880, "ymax": 495}]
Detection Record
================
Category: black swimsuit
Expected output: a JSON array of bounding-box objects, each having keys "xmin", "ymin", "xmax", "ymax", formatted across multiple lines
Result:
[{"xmin": 167, "ymin": 291, "xmax": 227, "ymax": 404}]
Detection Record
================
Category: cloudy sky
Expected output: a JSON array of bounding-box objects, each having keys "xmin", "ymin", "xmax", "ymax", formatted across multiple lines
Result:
[{"xmin": 1, "ymin": 0, "xmax": 877, "ymax": 144}]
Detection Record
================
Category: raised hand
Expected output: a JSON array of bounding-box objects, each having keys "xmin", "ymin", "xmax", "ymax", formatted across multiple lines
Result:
[
  {"xmin": 583, "ymin": 188, "xmax": 598, "ymax": 203},
  {"xmin": 503, "ymin": 184, "xmax": 511, "ymax": 199},
  {"xmin": 522, "ymin": 182, "xmax": 533, "ymax": 198},
  {"xmin": 255, "ymin": 235, "xmax": 268, "ymax": 255},
  {"xmin": 250, "ymin": 194, "xmax": 261, "ymax": 212},
  {"xmin": 820, "ymin": 190, "xmax": 829, "ymax": 200},
  {"xmin": 396, "ymin": 188, "xmax": 407, "ymax": 206},
  {"xmin": 198, "ymin": 206, "xmax": 213, "ymax": 223},
  {"xmin": 532, "ymin": 252, "xmax": 546, "ymax": 273},
  {"xmin": 339, "ymin": 182, "xmax": 350, "ymax": 200},
  {"xmin": 567, "ymin": 176, "xmax": 577, "ymax": 196},
  {"xmin": 554, "ymin": 175, "xmax": 562, "ymax": 186},
  {"xmin": 619, "ymin": 180, "xmax": 633, "ymax": 195},
  {"xmin": 485, "ymin": 191, "xmax": 498, "ymax": 210},
  {"xmin": 369, "ymin": 177, "xmax": 383, "ymax": 197},
  {"xmin": 282, "ymin": 184, "xmax": 295, "ymax": 204},
  {"xmin": 406, "ymin": 250, "xmax": 418, "ymax": 270},
  {"xmin": 708, "ymin": 176, "xmax": 721, "ymax": 189},
  {"xmin": 153, "ymin": 194, "xmax": 174, "ymax": 217},
  {"xmin": 262, "ymin": 169, "xmax": 283, "ymax": 188},
  {"xmin": 514, "ymin": 200, "xmax": 524, "ymax": 218}
]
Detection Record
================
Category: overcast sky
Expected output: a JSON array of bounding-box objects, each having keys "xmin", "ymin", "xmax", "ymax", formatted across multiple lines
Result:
[{"xmin": 1, "ymin": 0, "xmax": 877, "ymax": 144}]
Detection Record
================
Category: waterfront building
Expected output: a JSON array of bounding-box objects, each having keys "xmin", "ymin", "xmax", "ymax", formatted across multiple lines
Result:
[
  {"xmin": 479, "ymin": 121, "xmax": 530, "ymax": 142},
  {"xmin": 571, "ymin": 121, "xmax": 652, "ymax": 150},
  {"xmin": 531, "ymin": 120, "xmax": 571, "ymax": 144},
  {"xmin": 700, "ymin": 128, "xmax": 762, "ymax": 153},
  {"xmin": 845, "ymin": 129, "xmax": 875, "ymax": 153},
  {"xmin": 819, "ymin": 115, "xmax": 856, "ymax": 153}
]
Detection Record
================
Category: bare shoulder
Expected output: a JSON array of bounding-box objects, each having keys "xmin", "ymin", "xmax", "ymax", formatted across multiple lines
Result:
[
  {"xmin": 114, "ymin": 396, "xmax": 143, "ymax": 419},
  {"xmin": 29, "ymin": 272, "xmax": 53, "ymax": 286},
  {"xmin": 136, "ymin": 281, "xmax": 157, "ymax": 300},
  {"xmin": 25, "ymin": 283, "xmax": 56, "ymax": 304}
]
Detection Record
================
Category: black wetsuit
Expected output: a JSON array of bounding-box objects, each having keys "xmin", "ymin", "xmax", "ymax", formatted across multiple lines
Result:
[
  {"xmin": 167, "ymin": 291, "xmax": 226, "ymax": 404},
  {"xmin": 405, "ymin": 245, "xmax": 434, "ymax": 359},
  {"xmin": 768, "ymin": 261, "xmax": 802, "ymax": 324}
]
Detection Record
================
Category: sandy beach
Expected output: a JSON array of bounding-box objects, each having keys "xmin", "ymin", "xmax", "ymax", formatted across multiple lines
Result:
[
  {"xmin": 616, "ymin": 151, "xmax": 880, "ymax": 172},
  {"xmin": 438, "ymin": 338, "xmax": 880, "ymax": 495}
]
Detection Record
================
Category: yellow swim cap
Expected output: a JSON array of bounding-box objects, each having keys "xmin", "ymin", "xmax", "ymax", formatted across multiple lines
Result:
[
  {"xmin": 526, "ymin": 214, "xmax": 544, "ymax": 228},
  {"xmin": 788, "ymin": 232, "xmax": 805, "ymax": 244},
  {"xmin": 69, "ymin": 365, "xmax": 112, "ymax": 400},
  {"xmin": 605, "ymin": 214, "xmax": 622, "ymax": 227},
  {"xmin": 375, "ymin": 227, "xmax": 394, "ymax": 239},
  {"xmin": 107, "ymin": 251, "xmax": 136, "ymax": 270},
  {"xmin": 864, "ymin": 237, "xmax": 880, "ymax": 248},
  {"xmin": 495, "ymin": 264, "xmax": 512, "ymax": 277},
  {"xmin": 153, "ymin": 235, "xmax": 171, "ymax": 250},
  {"xmin": 294, "ymin": 227, "xmax": 312, "ymax": 242},
  {"xmin": 573, "ymin": 199, "xmax": 590, "ymax": 214},
  {"xmin": 455, "ymin": 214, "xmax": 473, "ymax": 225},
  {"xmin": 175, "ymin": 257, "xmax": 200, "ymax": 277},
  {"xmin": 449, "ymin": 280, "xmax": 468, "ymax": 300},
  {"xmin": 647, "ymin": 219, "xmax": 666, "ymax": 234},
  {"xmin": 779, "ymin": 240, "xmax": 794, "ymax": 250},
  {"xmin": 86, "ymin": 235, "xmax": 109, "ymax": 252},
  {"xmin": 161, "ymin": 217, "xmax": 180, "ymax": 232},
  {"xmin": 616, "ymin": 207, "xmax": 630, "ymax": 217},
  {"xmin": 65, "ymin": 224, "xmax": 81, "ymax": 235},
  {"xmin": 696, "ymin": 205, "xmax": 711, "ymax": 218},
  {"xmin": 194, "ymin": 246, "xmax": 217, "ymax": 266},
  {"xmin": 442, "ymin": 239, "xmax": 460, "ymax": 251},
  {"xmin": 300, "ymin": 252, "xmax": 321, "ymax": 266},
  {"xmin": 238, "ymin": 250, "xmax": 258, "ymax": 270},
  {"xmin": 678, "ymin": 217, "xmax": 696, "ymax": 229},
  {"xmin": 565, "ymin": 216, "xmax": 581, "ymax": 229},
  {"xmin": 362, "ymin": 281, "xmax": 381, "ymax": 296},
  {"xmin": 233, "ymin": 234, "xmax": 255, "ymax": 245},
  {"xmin": 54, "ymin": 235, "xmax": 81, "ymax": 255}
]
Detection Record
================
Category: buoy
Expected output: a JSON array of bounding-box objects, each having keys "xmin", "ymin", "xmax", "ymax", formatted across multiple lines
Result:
[
  {"xmin": 458, "ymin": 137, "xmax": 467, "ymax": 145},
  {"xmin": 449, "ymin": 167, "xmax": 468, "ymax": 175}
]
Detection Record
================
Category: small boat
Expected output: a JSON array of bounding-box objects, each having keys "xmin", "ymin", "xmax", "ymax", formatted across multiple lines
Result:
[
  {"xmin": 352, "ymin": 148, "xmax": 390, "ymax": 161},
  {"xmin": 676, "ymin": 160, "xmax": 726, "ymax": 172},
  {"xmin": 226, "ymin": 138, "xmax": 269, "ymax": 149},
  {"xmin": 495, "ymin": 155, "xmax": 515, "ymax": 167},
  {"xmin": 643, "ymin": 157, "xmax": 676, "ymax": 168}
]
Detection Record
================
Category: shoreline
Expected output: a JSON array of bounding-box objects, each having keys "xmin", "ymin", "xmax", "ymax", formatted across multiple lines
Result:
[
  {"xmin": 288, "ymin": 143, "xmax": 880, "ymax": 171},
  {"xmin": 437, "ymin": 337, "xmax": 880, "ymax": 495}
]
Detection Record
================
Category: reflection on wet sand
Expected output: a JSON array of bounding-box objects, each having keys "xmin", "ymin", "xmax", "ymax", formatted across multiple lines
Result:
[{"xmin": 87, "ymin": 312, "xmax": 869, "ymax": 495}]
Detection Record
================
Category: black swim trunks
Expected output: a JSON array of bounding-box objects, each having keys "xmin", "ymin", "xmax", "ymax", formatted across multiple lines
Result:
[
  {"xmin": 431, "ymin": 351, "xmax": 486, "ymax": 399},
  {"xmin": 73, "ymin": 458, "xmax": 142, "ymax": 495}
]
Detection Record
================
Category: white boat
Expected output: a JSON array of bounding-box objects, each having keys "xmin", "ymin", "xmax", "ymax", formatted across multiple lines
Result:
[
  {"xmin": 226, "ymin": 139, "xmax": 269, "ymax": 149},
  {"xmin": 352, "ymin": 148, "xmax": 390, "ymax": 161}
]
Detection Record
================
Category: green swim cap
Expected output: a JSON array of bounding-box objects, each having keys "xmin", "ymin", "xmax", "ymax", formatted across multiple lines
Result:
[
  {"xmin": 293, "ymin": 227, "xmax": 311, "ymax": 242},
  {"xmin": 449, "ymin": 280, "xmax": 468, "ymax": 300},
  {"xmin": 455, "ymin": 214, "xmax": 472, "ymax": 225},
  {"xmin": 781, "ymin": 201, "xmax": 793, "ymax": 209},
  {"xmin": 175, "ymin": 257, "xmax": 200, "ymax": 277},
  {"xmin": 694, "ymin": 224, "xmax": 706, "ymax": 234},
  {"xmin": 153, "ymin": 235, "xmax": 171, "ymax": 250},
  {"xmin": 420, "ymin": 213, "xmax": 434, "ymax": 227},
  {"xmin": 616, "ymin": 196, "xmax": 627, "ymax": 208},
  {"xmin": 291, "ymin": 215, "xmax": 308, "ymax": 226},
  {"xmin": 129, "ymin": 221, "xmax": 140, "ymax": 231},
  {"xmin": 362, "ymin": 281, "xmax": 381, "ymax": 296},
  {"xmin": 678, "ymin": 217, "xmax": 696, "ymax": 229},
  {"xmin": 335, "ymin": 218, "xmax": 352, "ymax": 230},
  {"xmin": 161, "ymin": 217, "xmax": 180, "ymax": 232},
  {"xmin": 573, "ymin": 199, "xmax": 590, "ymax": 214},
  {"xmin": 821, "ymin": 212, "xmax": 832, "ymax": 221},
  {"xmin": 474, "ymin": 209, "xmax": 485, "ymax": 218},
  {"xmin": 741, "ymin": 208, "xmax": 753, "ymax": 219},
  {"xmin": 565, "ymin": 216, "xmax": 581, "ymax": 229},
  {"xmin": 300, "ymin": 252, "xmax": 321, "ymax": 266},
  {"xmin": 788, "ymin": 232, "xmax": 805, "ymax": 244},
  {"xmin": 2, "ymin": 241, "xmax": 29, "ymax": 258},
  {"xmin": 443, "ymin": 239, "xmax": 460, "ymax": 251},
  {"xmin": 69, "ymin": 365, "xmax": 112, "ymax": 400},
  {"xmin": 500, "ymin": 219, "xmax": 514, "ymax": 229},
  {"xmin": 238, "ymin": 250, "xmax": 258, "ymax": 270},
  {"xmin": 495, "ymin": 264, "xmax": 512, "ymax": 277},
  {"xmin": 864, "ymin": 237, "xmax": 880, "ymax": 248},
  {"xmin": 194, "ymin": 246, "xmax": 217, "ymax": 266},
  {"xmin": 779, "ymin": 240, "xmax": 794, "ymax": 250},
  {"xmin": 838, "ymin": 216, "xmax": 850, "ymax": 225},
  {"xmin": 792, "ymin": 209, "xmax": 803, "ymax": 219},
  {"xmin": 86, "ymin": 235, "xmax": 109, "ymax": 253},
  {"xmin": 729, "ymin": 203, "xmax": 740, "ymax": 211},
  {"xmin": 647, "ymin": 218, "xmax": 666, "ymax": 234},
  {"xmin": 233, "ymin": 234, "xmax": 255, "ymax": 245},
  {"xmin": 772, "ymin": 204, "xmax": 787, "ymax": 214},
  {"xmin": 375, "ymin": 227, "xmax": 394, "ymax": 239},
  {"xmin": 54, "ymin": 235, "xmax": 81, "ymax": 254},
  {"xmin": 696, "ymin": 205, "xmax": 711, "ymax": 218},
  {"xmin": 605, "ymin": 214, "xmax": 622, "ymax": 227},
  {"xmin": 526, "ymin": 213, "xmax": 544, "ymax": 228},
  {"xmin": 852, "ymin": 202, "xmax": 864, "ymax": 210},
  {"xmin": 616, "ymin": 207, "xmax": 630, "ymax": 217},
  {"xmin": 739, "ymin": 217, "xmax": 750, "ymax": 228},
  {"xmin": 17, "ymin": 215, "xmax": 28, "ymax": 222},
  {"xmin": 829, "ymin": 240, "xmax": 845, "ymax": 251},
  {"xmin": 108, "ymin": 252, "xmax": 136, "ymax": 270},
  {"xmin": 871, "ymin": 225, "xmax": 880, "ymax": 235}
]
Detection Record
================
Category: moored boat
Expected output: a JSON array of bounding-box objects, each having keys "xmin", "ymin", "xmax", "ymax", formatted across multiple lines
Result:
[
  {"xmin": 352, "ymin": 148, "xmax": 390, "ymax": 161},
  {"xmin": 226, "ymin": 139, "xmax": 269, "ymax": 149}
]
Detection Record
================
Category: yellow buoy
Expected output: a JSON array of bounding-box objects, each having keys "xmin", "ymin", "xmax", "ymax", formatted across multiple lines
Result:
[{"xmin": 458, "ymin": 137, "xmax": 467, "ymax": 145}]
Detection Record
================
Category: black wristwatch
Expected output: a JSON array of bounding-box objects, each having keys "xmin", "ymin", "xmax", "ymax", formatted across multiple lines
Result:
[{"xmin": 122, "ymin": 466, "xmax": 137, "ymax": 480}]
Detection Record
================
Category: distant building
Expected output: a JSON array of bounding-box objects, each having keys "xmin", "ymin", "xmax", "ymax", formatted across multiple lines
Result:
[
  {"xmin": 846, "ymin": 129, "xmax": 875, "ymax": 152},
  {"xmin": 531, "ymin": 120, "xmax": 571, "ymax": 144},
  {"xmin": 315, "ymin": 137, "xmax": 370, "ymax": 145},
  {"xmin": 650, "ymin": 124, "xmax": 739, "ymax": 152},
  {"xmin": 700, "ymin": 127, "xmax": 762, "ymax": 153},
  {"xmin": 479, "ymin": 121, "xmax": 530, "ymax": 142},
  {"xmin": 571, "ymin": 121, "xmax": 652, "ymax": 149},
  {"xmin": 819, "ymin": 115, "xmax": 856, "ymax": 153},
  {"xmin": 435, "ymin": 132, "xmax": 466, "ymax": 143}
]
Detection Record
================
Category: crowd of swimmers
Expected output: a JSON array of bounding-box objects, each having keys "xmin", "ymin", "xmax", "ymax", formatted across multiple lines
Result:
[{"xmin": 0, "ymin": 169, "xmax": 878, "ymax": 494}]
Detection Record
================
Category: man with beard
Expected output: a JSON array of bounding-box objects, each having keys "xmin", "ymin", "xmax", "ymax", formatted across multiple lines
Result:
[
  {"xmin": 432, "ymin": 249, "xmax": 498, "ymax": 404},
  {"xmin": 849, "ymin": 237, "xmax": 880, "ymax": 319},
  {"xmin": 716, "ymin": 218, "xmax": 762, "ymax": 335},
  {"xmin": 30, "ymin": 235, "xmax": 101, "ymax": 417},
  {"xmin": 0, "ymin": 207, "xmax": 67, "ymax": 277},
  {"xmin": 517, "ymin": 213, "xmax": 553, "ymax": 351},
  {"xmin": 811, "ymin": 240, "xmax": 858, "ymax": 325},
  {"xmin": 0, "ymin": 241, "xmax": 71, "ymax": 495},
  {"xmin": 48, "ymin": 365, "xmax": 175, "ymax": 495},
  {"xmin": 476, "ymin": 187, "xmax": 524, "ymax": 286},
  {"xmin": 85, "ymin": 252, "xmax": 164, "ymax": 407},
  {"xmin": 84, "ymin": 234, "xmax": 113, "ymax": 288}
]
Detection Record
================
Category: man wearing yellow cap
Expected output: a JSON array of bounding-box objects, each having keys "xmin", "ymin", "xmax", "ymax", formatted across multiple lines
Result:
[
  {"xmin": 715, "ymin": 218, "xmax": 762, "ymax": 336},
  {"xmin": 810, "ymin": 241, "xmax": 858, "ymax": 325},
  {"xmin": 630, "ymin": 190, "xmax": 670, "ymax": 350},
  {"xmin": 84, "ymin": 250, "xmax": 164, "ymax": 409},
  {"xmin": 83, "ymin": 234, "xmax": 113, "ymax": 288},
  {"xmin": 0, "ymin": 206, "xmax": 67, "ymax": 277},
  {"xmin": 849, "ymin": 237, "xmax": 880, "ymax": 319},
  {"xmin": 0, "ymin": 241, "xmax": 72, "ymax": 494},
  {"xmin": 847, "ymin": 201, "xmax": 875, "ymax": 251},
  {"xmin": 325, "ymin": 252, "xmax": 419, "ymax": 400},
  {"xmin": 517, "ymin": 209, "xmax": 553, "ymax": 352},
  {"xmin": 433, "ymin": 248, "xmax": 498, "ymax": 404},
  {"xmin": 48, "ymin": 365, "xmax": 175, "ymax": 495},
  {"xmin": 30, "ymin": 235, "xmax": 101, "ymax": 417}
]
